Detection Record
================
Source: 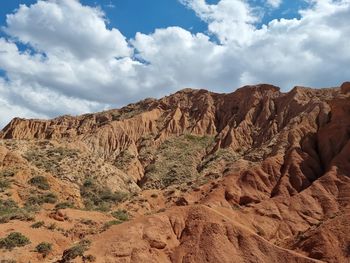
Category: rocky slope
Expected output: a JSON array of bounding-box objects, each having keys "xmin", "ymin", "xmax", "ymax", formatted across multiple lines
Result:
[{"xmin": 0, "ymin": 82, "xmax": 349, "ymax": 262}]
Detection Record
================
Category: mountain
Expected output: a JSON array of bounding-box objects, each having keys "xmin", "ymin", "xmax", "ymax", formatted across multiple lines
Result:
[{"xmin": 0, "ymin": 82, "xmax": 349, "ymax": 262}]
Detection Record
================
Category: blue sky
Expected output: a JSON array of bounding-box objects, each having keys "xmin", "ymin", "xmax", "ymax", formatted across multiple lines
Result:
[
  {"xmin": 0, "ymin": 0, "xmax": 208, "ymax": 38},
  {"xmin": 0, "ymin": 0, "xmax": 307, "ymax": 39},
  {"xmin": 93, "ymin": 0, "xmax": 208, "ymax": 37},
  {"xmin": 0, "ymin": 0, "xmax": 349, "ymax": 127}
]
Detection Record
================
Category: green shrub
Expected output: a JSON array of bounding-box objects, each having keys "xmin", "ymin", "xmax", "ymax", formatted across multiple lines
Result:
[
  {"xmin": 47, "ymin": 223, "xmax": 56, "ymax": 230},
  {"xmin": 161, "ymin": 169, "xmax": 178, "ymax": 188},
  {"xmin": 43, "ymin": 193, "xmax": 58, "ymax": 203},
  {"xmin": 80, "ymin": 178, "xmax": 128, "ymax": 211},
  {"xmin": 111, "ymin": 209, "xmax": 129, "ymax": 222},
  {"xmin": 61, "ymin": 239, "xmax": 91, "ymax": 261},
  {"xmin": 0, "ymin": 178, "xmax": 11, "ymax": 192},
  {"xmin": 113, "ymin": 150, "xmax": 134, "ymax": 170},
  {"xmin": 83, "ymin": 178, "xmax": 94, "ymax": 188},
  {"xmin": 142, "ymin": 135, "xmax": 214, "ymax": 189},
  {"xmin": 25, "ymin": 192, "xmax": 57, "ymax": 206},
  {"xmin": 28, "ymin": 176, "xmax": 50, "ymax": 190},
  {"xmin": 24, "ymin": 147, "xmax": 79, "ymax": 175},
  {"xmin": 0, "ymin": 199, "xmax": 36, "ymax": 223},
  {"xmin": 103, "ymin": 220, "xmax": 122, "ymax": 230},
  {"xmin": 55, "ymin": 202, "xmax": 74, "ymax": 210},
  {"xmin": 199, "ymin": 148, "xmax": 238, "ymax": 172},
  {"xmin": 35, "ymin": 242, "xmax": 52, "ymax": 257},
  {"xmin": 184, "ymin": 134, "xmax": 214, "ymax": 147},
  {"xmin": 0, "ymin": 170, "xmax": 15, "ymax": 177},
  {"xmin": 0, "ymin": 232, "xmax": 30, "ymax": 250},
  {"xmin": 31, "ymin": 221, "xmax": 45, "ymax": 228}
]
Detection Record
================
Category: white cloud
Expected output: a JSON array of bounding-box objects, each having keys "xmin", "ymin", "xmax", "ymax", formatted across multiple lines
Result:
[
  {"xmin": 180, "ymin": 0, "xmax": 260, "ymax": 45},
  {"xmin": 0, "ymin": 79, "xmax": 46, "ymax": 127},
  {"xmin": 0, "ymin": 0, "xmax": 350, "ymax": 128},
  {"xmin": 132, "ymin": 27, "xmax": 231, "ymax": 89},
  {"xmin": 267, "ymin": 0, "xmax": 282, "ymax": 8},
  {"xmin": 4, "ymin": 0, "xmax": 130, "ymax": 60}
]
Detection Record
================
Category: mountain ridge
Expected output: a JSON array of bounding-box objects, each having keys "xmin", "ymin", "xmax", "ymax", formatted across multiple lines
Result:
[{"xmin": 0, "ymin": 82, "xmax": 349, "ymax": 262}]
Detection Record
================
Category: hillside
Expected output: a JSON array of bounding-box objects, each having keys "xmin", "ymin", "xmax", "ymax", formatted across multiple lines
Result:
[{"xmin": 0, "ymin": 82, "xmax": 349, "ymax": 263}]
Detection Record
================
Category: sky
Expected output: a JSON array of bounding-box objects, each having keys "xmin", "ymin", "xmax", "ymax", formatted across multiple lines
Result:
[{"xmin": 0, "ymin": 0, "xmax": 349, "ymax": 128}]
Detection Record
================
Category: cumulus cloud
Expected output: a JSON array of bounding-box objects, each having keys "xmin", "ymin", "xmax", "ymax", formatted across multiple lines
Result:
[
  {"xmin": 266, "ymin": 0, "xmax": 282, "ymax": 8},
  {"xmin": 4, "ymin": 0, "xmax": 130, "ymax": 60},
  {"xmin": 0, "ymin": 0, "xmax": 349, "ymax": 128},
  {"xmin": 180, "ymin": 0, "xmax": 260, "ymax": 45},
  {"xmin": 0, "ymin": 79, "xmax": 47, "ymax": 127},
  {"xmin": 132, "ymin": 27, "xmax": 232, "ymax": 90}
]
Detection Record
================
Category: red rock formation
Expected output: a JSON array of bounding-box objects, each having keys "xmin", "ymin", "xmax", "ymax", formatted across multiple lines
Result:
[{"xmin": 0, "ymin": 82, "xmax": 349, "ymax": 262}]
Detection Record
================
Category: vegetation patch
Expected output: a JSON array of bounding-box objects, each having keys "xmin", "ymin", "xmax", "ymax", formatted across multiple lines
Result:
[
  {"xmin": 113, "ymin": 150, "xmax": 135, "ymax": 171},
  {"xmin": 25, "ymin": 192, "xmax": 57, "ymax": 206},
  {"xmin": 0, "ymin": 169, "xmax": 15, "ymax": 177},
  {"xmin": 47, "ymin": 223, "xmax": 57, "ymax": 230},
  {"xmin": 28, "ymin": 176, "xmax": 50, "ymax": 190},
  {"xmin": 0, "ymin": 199, "xmax": 36, "ymax": 223},
  {"xmin": 0, "ymin": 178, "xmax": 11, "ymax": 192},
  {"xmin": 0, "ymin": 232, "xmax": 30, "ymax": 250},
  {"xmin": 24, "ymin": 147, "xmax": 79, "ymax": 175},
  {"xmin": 142, "ymin": 134, "xmax": 214, "ymax": 189},
  {"xmin": 80, "ymin": 178, "xmax": 128, "ymax": 211},
  {"xmin": 55, "ymin": 202, "xmax": 74, "ymax": 210},
  {"xmin": 138, "ymin": 134, "xmax": 156, "ymax": 166},
  {"xmin": 35, "ymin": 242, "xmax": 52, "ymax": 257},
  {"xmin": 0, "ymin": 169, "xmax": 15, "ymax": 192},
  {"xmin": 61, "ymin": 239, "xmax": 91, "ymax": 262},
  {"xmin": 31, "ymin": 221, "xmax": 45, "ymax": 228},
  {"xmin": 198, "ymin": 148, "xmax": 239, "ymax": 173},
  {"xmin": 102, "ymin": 220, "xmax": 122, "ymax": 231},
  {"xmin": 111, "ymin": 209, "xmax": 129, "ymax": 222}
]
